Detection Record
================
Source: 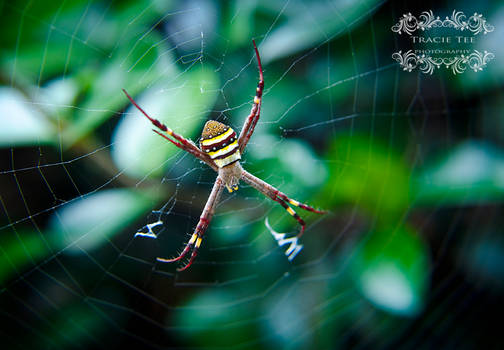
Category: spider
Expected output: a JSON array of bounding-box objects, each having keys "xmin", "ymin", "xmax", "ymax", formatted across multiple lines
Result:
[{"xmin": 122, "ymin": 40, "xmax": 326, "ymax": 271}]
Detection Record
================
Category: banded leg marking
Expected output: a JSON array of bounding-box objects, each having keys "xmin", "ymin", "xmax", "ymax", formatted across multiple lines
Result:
[
  {"xmin": 156, "ymin": 178, "xmax": 224, "ymax": 271},
  {"xmin": 238, "ymin": 40, "xmax": 264, "ymax": 153},
  {"xmin": 274, "ymin": 191, "xmax": 327, "ymax": 215},
  {"xmin": 156, "ymin": 218, "xmax": 208, "ymax": 271},
  {"xmin": 241, "ymin": 170, "xmax": 326, "ymax": 237},
  {"xmin": 273, "ymin": 194, "xmax": 306, "ymax": 237},
  {"xmin": 122, "ymin": 89, "xmax": 217, "ymax": 171},
  {"xmin": 157, "ymin": 234, "xmax": 196, "ymax": 262}
]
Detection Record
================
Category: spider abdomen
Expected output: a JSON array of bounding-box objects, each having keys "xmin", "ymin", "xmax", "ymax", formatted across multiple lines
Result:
[{"xmin": 200, "ymin": 120, "xmax": 241, "ymax": 168}]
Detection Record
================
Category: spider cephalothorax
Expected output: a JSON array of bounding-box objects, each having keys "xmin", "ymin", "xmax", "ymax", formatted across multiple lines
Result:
[
  {"xmin": 123, "ymin": 40, "xmax": 326, "ymax": 271},
  {"xmin": 200, "ymin": 120, "xmax": 242, "ymax": 192}
]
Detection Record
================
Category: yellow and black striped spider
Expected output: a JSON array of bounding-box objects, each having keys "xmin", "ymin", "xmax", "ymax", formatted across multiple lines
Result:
[{"xmin": 123, "ymin": 40, "xmax": 326, "ymax": 271}]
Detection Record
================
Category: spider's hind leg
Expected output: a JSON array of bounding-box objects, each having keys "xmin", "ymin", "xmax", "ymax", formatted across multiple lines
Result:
[
  {"xmin": 156, "ymin": 232, "xmax": 202, "ymax": 271},
  {"xmin": 274, "ymin": 192, "xmax": 327, "ymax": 215},
  {"xmin": 241, "ymin": 170, "xmax": 326, "ymax": 237},
  {"xmin": 276, "ymin": 197, "xmax": 307, "ymax": 237},
  {"xmin": 156, "ymin": 178, "xmax": 224, "ymax": 271}
]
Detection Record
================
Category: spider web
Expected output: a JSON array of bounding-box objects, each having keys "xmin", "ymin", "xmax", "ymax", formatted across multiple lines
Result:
[{"xmin": 1, "ymin": 0, "xmax": 503, "ymax": 349}]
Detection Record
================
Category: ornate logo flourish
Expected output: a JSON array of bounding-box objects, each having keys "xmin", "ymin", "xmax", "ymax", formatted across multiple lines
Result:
[
  {"xmin": 391, "ymin": 10, "xmax": 494, "ymax": 36},
  {"xmin": 392, "ymin": 50, "xmax": 495, "ymax": 75}
]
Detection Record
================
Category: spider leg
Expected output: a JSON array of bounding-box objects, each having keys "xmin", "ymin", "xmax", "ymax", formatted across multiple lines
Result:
[
  {"xmin": 156, "ymin": 234, "xmax": 196, "ymax": 263},
  {"xmin": 238, "ymin": 40, "xmax": 264, "ymax": 154},
  {"xmin": 152, "ymin": 129, "xmax": 210, "ymax": 164},
  {"xmin": 122, "ymin": 89, "xmax": 218, "ymax": 172},
  {"xmin": 156, "ymin": 177, "xmax": 224, "ymax": 271},
  {"xmin": 272, "ymin": 191, "xmax": 327, "ymax": 215},
  {"xmin": 274, "ymin": 196, "xmax": 307, "ymax": 236},
  {"xmin": 241, "ymin": 170, "xmax": 326, "ymax": 237}
]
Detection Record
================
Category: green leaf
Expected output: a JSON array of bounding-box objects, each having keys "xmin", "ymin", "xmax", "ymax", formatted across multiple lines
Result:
[
  {"xmin": 49, "ymin": 188, "xmax": 156, "ymax": 253},
  {"xmin": 0, "ymin": 87, "xmax": 55, "ymax": 146},
  {"xmin": 62, "ymin": 30, "xmax": 177, "ymax": 146},
  {"xmin": 247, "ymin": 136, "xmax": 328, "ymax": 190},
  {"xmin": 225, "ymin": 0, "xmax": 255, "ymax": 46},
  {"xmin": 259, "ymin": 0, "xmax": 384, "ymax": 63},
  {"xmin": 37, "ymin": 77, "xmax": 80, "ymax": 120},
  {"xmin": 0, "ymin": 230, "xmax": 53, "ymax": 286},
  {"xmin": 351, "ymin": 225, "xmax": 429, "ymax": 316},
  {"xmin": 414, "ymin": 141, "xmax": 504, "ymax": 205},
  {"xmin": 175, "ymin": 290, "xmax": 253, "ymax": 347},
  {"xmin": 1, "ymin": 0, "xmax": 169, "ymax": 83},
  {"xmin": 111, "ymin": 66, "xmax": 220, "ymax": 178},
  {"xmin": 322, "ymin": 135, "xmax": 410, "ymax": 218},
  {"xmin": 2, "ymin": 38, "xmax": 99, "ymax": 84}
]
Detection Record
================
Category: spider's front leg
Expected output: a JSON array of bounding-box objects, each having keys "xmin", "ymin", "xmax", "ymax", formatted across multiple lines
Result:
[
  {"xmin": 122, "ymin": 89, "xmax": 218, "ymax": 172},
  {"xmin": 238, "ymin": 40, "xmax": 264, "ymax": 154},
  {"xmin": 157, "ymin": 177, "xmax": 225, "ymax": 271}
]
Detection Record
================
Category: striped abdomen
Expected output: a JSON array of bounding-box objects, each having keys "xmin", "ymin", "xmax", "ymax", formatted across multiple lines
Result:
[{"xmin": 200, "ymin": 120, "xmax": 241, "ymax": 168}]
